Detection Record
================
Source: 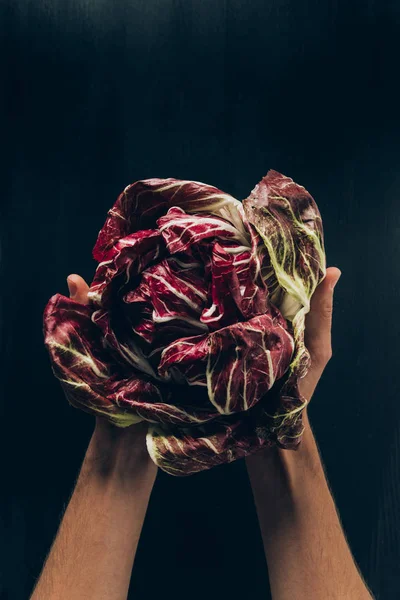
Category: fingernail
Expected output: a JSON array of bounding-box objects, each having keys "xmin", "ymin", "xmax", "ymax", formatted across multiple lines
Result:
[{"xmin": 67, "ymin": 276, "xmax": 77, "ymax": 297}]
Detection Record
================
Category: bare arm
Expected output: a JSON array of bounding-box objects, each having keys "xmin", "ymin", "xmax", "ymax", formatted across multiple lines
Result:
[
  {"xmin": 30, "ymin": 420, "xmax": 158, "ymax": 600},
  {"xmin": 246, "ymin": 408, "xmax": 374, "ymax": 599},
  {"xmin": 31, "ymin": 274, "xmax": 158, "ymax": 600},
  {"xmin": 246, "ymin": 268, "xmax": 374, "ymax": 599}
]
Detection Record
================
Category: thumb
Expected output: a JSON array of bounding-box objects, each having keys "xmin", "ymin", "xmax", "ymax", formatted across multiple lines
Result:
[
  {"xmin": 304, "ymin": 267, "xmax": 341, "ymax": 365},
  {"xmin": 67, "ymin": 274, "xmax": 90, "ymax": 305}
]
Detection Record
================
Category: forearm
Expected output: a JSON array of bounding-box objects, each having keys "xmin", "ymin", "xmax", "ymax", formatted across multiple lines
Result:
[
  {"xmin": 30, "ymin": 423, "xmax": 157, "ymax": 600},
  {"xmin": 246, "ymin": 410, "xmax": 374, "ymax": 600}
]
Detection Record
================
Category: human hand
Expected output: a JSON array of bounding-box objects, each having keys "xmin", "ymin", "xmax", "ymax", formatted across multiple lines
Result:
[
  {"xmin": 244, "ymin": 265, "xmax": 341, "ymax": 466},
  {"xmin": 66, "ymin": 273, "xmax": 157, "ymax": 477},
  {"xmin": 298, "ymin": 266, "xmax": 342, "ymax": 408}
]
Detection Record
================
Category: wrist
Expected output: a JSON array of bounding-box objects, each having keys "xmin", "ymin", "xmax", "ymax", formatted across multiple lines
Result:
[
  {"xmin": 246, "ymin": 407, "xmax": 318, "ymax": 489},
  {"xmin": 84, "ymin": 420, "xmax": 157, "ymax": 485},
  {"xmin": 247, "ymin": 407, "xmax": 309, "ymax": 457}
]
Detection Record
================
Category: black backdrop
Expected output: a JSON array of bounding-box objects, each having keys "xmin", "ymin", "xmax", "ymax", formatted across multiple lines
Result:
[{"xmin": 1, "ymin": 1, "xmax": 399, "ymax": 599}]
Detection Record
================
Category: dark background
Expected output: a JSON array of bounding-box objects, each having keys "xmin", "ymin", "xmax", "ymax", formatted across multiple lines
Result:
[{"xmin": 1, "ymin": 1, "xmax": 399, "ymax": 599}]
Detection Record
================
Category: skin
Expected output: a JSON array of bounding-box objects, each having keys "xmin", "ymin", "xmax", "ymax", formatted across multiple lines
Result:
[
  {"xmin": 30, "ymin": 274, "xmax": 158, "ymax": 600},
  {"xmin": 65, "ymin": 273, "xmax": 156, "ymax": 463},
  {"xmin": 31, "ymin": 267, "xmax": 375, "ymax": 600},
  {"xmin": 246, "ymin": 267, "xmax": 375, "ymax": 599}
]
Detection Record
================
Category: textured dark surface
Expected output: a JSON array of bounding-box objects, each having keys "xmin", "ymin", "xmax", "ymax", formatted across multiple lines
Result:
[{"xmin": 1, "ymin": 0, "xmax": 399, "ymax": 599}]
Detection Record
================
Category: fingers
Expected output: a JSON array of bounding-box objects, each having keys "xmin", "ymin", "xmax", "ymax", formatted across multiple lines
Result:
[
  {"xmin": 304, "ymin": 267, "xmax": 341, "ymax": 367},
  {"xmin": 67, "ymin": 274, "xmax": 90, "ymax": 305}
]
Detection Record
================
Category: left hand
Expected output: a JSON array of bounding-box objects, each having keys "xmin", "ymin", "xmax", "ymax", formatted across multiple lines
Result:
[
  {"xmin": 298, "ymin": 266, "xmax": 342, "ymax": 406},
  {"xmin": 66, "ymin": 273, "xmax": 157, "ymax": 474}
]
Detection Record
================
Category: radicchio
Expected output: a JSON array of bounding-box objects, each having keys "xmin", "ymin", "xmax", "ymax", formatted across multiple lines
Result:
[{"xmin": 43, "ymin": 170, "xmax": 326, "ymax": 475}]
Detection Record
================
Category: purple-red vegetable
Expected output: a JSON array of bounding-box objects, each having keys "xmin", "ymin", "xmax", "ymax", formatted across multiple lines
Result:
[{"xmin": 43, "ymin": 170, "xmax": 326, "ymax": 476}]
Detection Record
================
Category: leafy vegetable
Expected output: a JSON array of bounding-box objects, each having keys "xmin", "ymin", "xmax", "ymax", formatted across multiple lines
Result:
[{"xmin": 43, "ymin": 170, "xmax": 326, "ymax": 475}]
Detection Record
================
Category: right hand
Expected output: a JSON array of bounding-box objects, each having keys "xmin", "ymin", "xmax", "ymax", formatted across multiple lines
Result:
[{"xmin": 298, "ymin": 266, "xmax": 341, "ymax": 406}]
